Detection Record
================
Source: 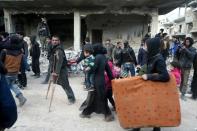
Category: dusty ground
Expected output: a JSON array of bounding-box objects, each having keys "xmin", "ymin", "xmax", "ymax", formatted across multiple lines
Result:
[{"xmin": 5, "ymin": 71, "xmax": 197, "ymax": 131}]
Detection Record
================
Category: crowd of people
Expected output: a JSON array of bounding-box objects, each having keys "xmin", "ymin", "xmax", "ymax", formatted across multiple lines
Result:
[{"xmin": 0, "ymin": 26, "xmax": 197, "ymax": 131}]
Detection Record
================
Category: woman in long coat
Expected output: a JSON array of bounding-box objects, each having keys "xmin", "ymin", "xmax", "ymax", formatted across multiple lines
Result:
[
  {"xmin": 79, "ymin": 44, "xmax": 114, "ymax": 121},
  {"xmin": 30, "ymin": 36, "xmax": 41, "ymax": 77}
]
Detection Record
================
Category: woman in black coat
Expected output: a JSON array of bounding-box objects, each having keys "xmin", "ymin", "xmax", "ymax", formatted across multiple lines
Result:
[
  {"xmin": 191, "ymin": 53, "xmax": 197, "ymax": 100},
  {"xmin": 30, "ymin": 36, "xmax": 40, "ymax": 78},
  {"xmin": 133, "ymin": 38, "xmax": 170, "ymax": 131},
  {"xmin": 79, "ymin": 44, "xmax": 114, "ymax": 121}
]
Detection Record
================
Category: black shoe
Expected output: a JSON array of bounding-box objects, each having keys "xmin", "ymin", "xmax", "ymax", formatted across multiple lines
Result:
[
  {"xmin": 85, "ymin": 86, "xmax": 95, "ymax": 92},
  {"xmin": 79, "ymin": 113, "xmax": 91, "ymax": 118},
  {"xmin": 31, "ymin": 74, "xmax": 36, "ymax": 76},
  {"xmin": 41, "ymin": 81, "xmax": 48, "ymax": 84},
  {"xmin": 104, "ymin": 114, "xmax": 114, "ymax": 122},
  {"xmin": 111, "ymin": 107, "xmax": 116, "ymax": 111},
  {"xmin": 68, "ymin": 99, "xmax": 75, "ymax": 105},
  {"xmin": 132, "ymin": 128, "xmax": 140, "ymax": 131},
  {"xmin": 153, "ymin": 127, "xmax": 160, "ymax": 131},
  {"xmin": 35, "ymin": 74, "xmax": 40, "ymax": 78}
]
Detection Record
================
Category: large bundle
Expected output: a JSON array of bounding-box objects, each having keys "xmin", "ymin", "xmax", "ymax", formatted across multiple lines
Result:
[{"xmin": 112, "ymin": 75, "xmax": 181, "ymax": 128}]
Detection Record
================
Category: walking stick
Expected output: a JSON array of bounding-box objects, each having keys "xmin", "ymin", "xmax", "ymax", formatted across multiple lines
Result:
[
  {"xmin": 46, "ymin": 79, "xmax": 52, "ymax": 99},
  {"xmin": 48, "ymin": 78, "xmax": 58, "ymax": 112}
]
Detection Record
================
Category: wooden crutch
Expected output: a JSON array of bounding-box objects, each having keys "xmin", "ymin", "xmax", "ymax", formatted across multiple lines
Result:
[
  {"xmin": 46, "ymin": 79, "xmax": 52, "ymax": 99},
  {"xmin": 48, "ymin": 77, "xmax": 58, "ymax": 112}
]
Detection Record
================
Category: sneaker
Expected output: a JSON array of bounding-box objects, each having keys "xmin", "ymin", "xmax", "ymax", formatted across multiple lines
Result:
[
  {"xmin": 17, "ymin": 94, "xmax": 27, "ymax": 107},
  {"xmin": 181, "ymin": 94, "xmax": 187, "ymax": 101}
]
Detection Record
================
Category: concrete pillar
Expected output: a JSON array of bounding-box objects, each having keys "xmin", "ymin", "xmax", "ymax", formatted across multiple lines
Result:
[
  {"xmin": 74, "ymin": 11, "xmax": 81, "ymax": 51},
  {"xmin": 150, "ymin": 11, "xmax": 159, "ymax": 37},
  {"xmin": 3, "ymin": 9, "xmax": 13, "ymax": 33},
  {"xmin": 191, "ymin": 12, "xmax": 197, "ymax": 33}
]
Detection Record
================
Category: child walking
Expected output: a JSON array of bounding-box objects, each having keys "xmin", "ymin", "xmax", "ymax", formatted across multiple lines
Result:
[
  {"xmin": 169, "ymin": 61, "xmax": 181, "ymax": 86},
  {"xmin": 105, "ymin": 61, "xmax": 116, "ymax": 111}
]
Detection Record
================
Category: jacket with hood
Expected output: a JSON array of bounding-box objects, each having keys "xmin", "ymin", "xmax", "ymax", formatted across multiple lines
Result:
[
  {"xmin": 0, "ymin": 37, "xmax": 23, "ymax": 53},
  {"xmin": 0, "ymin": 35, "xmax": 23, "ymax": 74},
  {"xmin": 176, "ymin": 37, "xmax": 196, "ymax": 69},
  {"xmin": 120, "ymin": 42, "xmax": 137, "ymax": 65},
  {"xmin": 138, "ymin": 46, "xmax": 147, "ymax": 66},
  {"xmin": 146, "ymin": 38, "xmax": 170, "ymax": 82}
]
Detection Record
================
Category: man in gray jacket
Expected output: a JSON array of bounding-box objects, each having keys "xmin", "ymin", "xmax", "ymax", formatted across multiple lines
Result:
[
  {"xmin": 50, "ymin": 35, "xmax": 76, "ymax": 104},
  {"xmin": 176, "ymin": 37, "xmax": 196, "ymax": 100}
]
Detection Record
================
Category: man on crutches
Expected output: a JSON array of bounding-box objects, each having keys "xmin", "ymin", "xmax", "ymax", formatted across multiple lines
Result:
[{"xmin": 49, "ymin": 35, "xmax": 76, "ymax": 107}]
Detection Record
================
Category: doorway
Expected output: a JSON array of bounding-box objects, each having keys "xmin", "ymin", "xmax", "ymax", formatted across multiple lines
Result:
[{"xmin": 92, "ymin": 29, "xmax": 103, "ymax": 44}]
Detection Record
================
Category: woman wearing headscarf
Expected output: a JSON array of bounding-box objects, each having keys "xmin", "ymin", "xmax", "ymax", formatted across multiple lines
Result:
[
  {"xmin": 133, "ymin": 37, "xmax": 170, "ymax": 131},
  {"xmin": 79, "ymin": 43, "xmax": 114, "ymax": 121}
]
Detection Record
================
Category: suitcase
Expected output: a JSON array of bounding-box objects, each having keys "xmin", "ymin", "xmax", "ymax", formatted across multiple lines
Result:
[{"xmin": 112, "ymin": 75, "xmax": 181, "ymax": 128}]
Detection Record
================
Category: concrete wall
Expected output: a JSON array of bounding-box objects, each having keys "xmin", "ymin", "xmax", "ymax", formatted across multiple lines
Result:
[{"xmin": 86, "ymin": 14, "xmax": 150, "ymax": 45}]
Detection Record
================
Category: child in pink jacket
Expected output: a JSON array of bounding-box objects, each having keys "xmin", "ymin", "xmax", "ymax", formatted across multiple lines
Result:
[
  {"xmin": 170, "ymin": 61, "xmax": 181, "ymax": 86},
  {"xmin": 104, "ymin": 61, "xmax": 116, "ymax": 111}
]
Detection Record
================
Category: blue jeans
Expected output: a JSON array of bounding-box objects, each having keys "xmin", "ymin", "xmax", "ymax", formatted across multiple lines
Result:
[
  {"xmin": 6, "ymin": 75, "xmax": 22, "ymax": 97},
  {"xmin": 121, "ymin": 63, "xmax": 135, "ymax": 76},
  {"xmin": 85, "ymin": 73, "xmax": 94, "ymax": 88}
]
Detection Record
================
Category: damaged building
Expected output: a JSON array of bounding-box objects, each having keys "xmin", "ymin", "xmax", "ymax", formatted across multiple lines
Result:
[{"xmin": 0, "ymin": 0, "xmax": 185, "ymax": 50}]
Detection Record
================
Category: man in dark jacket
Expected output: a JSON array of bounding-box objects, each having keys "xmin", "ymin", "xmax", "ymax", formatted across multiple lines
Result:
[
  {"xmin": 112, "ymin": 41, "xmax": 122, "ymax": 67},
  {"xmin": 133, "ymin": 37, "xmax": 170, "ymax": 131},
  {"xmin": 30, "ymin": 36, "xmax": 41, "ymax": 78},
  {"xmin": 37, "ymin": 18, "xmax": 50, "ymax": 52},
  {"xmin": 176, "ymin": 37, "xmax": 196, "ymax": 100},
  {"xmin": 104, "ymin": 39, "xmax": 114, "ymax": 61},
  {"xmin": 16, "ymin": 32, "xmax": 29, "ymax": 88},
  {"xmin": 137, "ymin": 37, "xmax": 149, "ymax": 67},
  {"xmin": 50, "ymin": 35, "xmax": 75, "ymax": 104},
  {"xmin": 120, "ymin": 41, "xmax": 137, "ymax": 77}
]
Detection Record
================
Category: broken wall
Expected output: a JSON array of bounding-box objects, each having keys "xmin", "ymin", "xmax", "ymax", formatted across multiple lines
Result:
[{"xmin": 86, "ymin": 14, "xmax": 150, "ymax": 46}]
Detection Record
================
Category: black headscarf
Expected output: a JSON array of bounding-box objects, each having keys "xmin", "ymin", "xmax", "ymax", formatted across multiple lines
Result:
[
  {"xmin": 146, "ymin": 37, "xmax": 161, "ymax": 58},
  {"xmin": 10, "ymin": 35, "xmax": 20, "ymax": 45},
  {"xmin": 93, "ymin": 43, "xmax": 107, "ymax": 56},
  {"xmin": 30, "ymin": 35, "xmax": 37, "ymax": 45}
]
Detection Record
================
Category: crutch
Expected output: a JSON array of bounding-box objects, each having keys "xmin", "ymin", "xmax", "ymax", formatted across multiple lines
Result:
[
  {"xmin": 48, "ymin": 77, "xmax": 58, "ymax": 112},
  {"xmin": 46, "ymin": 79, "xmax": 52, "ymax": 99}
]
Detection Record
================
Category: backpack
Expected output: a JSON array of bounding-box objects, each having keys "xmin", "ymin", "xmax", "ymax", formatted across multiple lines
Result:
[{"xmin": 3, "ymin": 50, "xmax": 22, "ymax": 73}]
